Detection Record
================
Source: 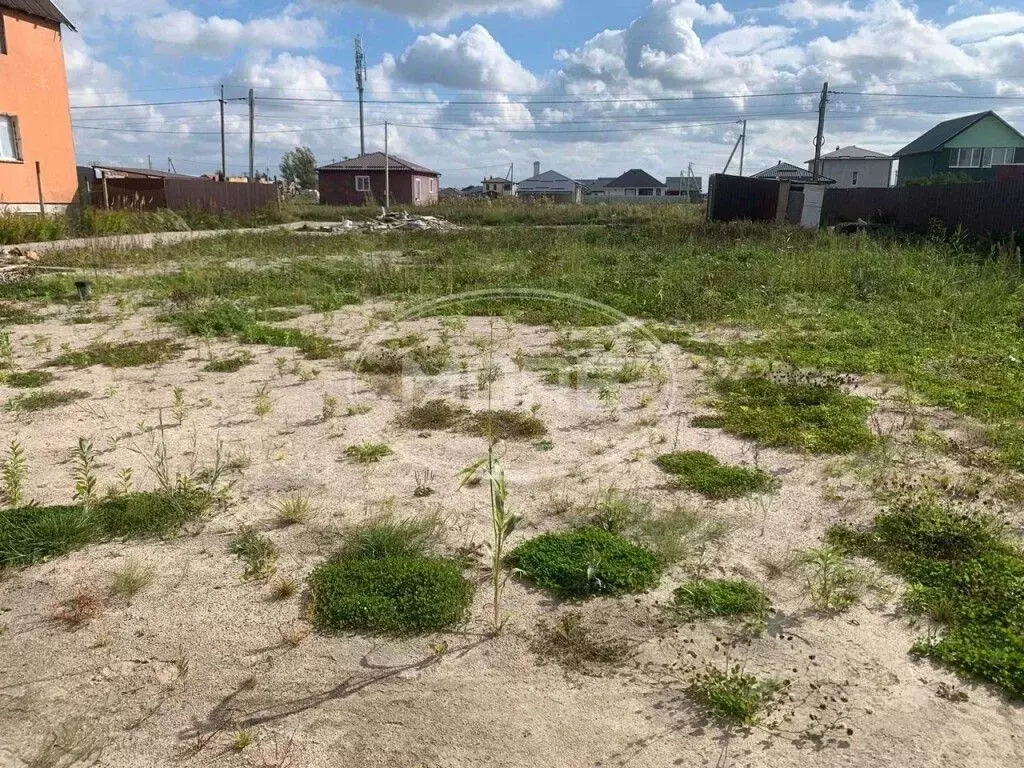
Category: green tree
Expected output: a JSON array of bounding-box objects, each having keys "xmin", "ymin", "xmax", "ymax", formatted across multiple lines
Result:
[{"xmin": 279, "ymin": 146, "xmax": 318, "ymax": 190}]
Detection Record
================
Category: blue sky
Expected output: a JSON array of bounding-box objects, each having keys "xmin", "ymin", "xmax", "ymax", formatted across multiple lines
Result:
[{"xmin": 57, "ymin": 0, "xmax": 1024, "ymax": 185}]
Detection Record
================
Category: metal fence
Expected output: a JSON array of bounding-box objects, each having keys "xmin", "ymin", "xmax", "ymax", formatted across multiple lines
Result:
[
  {"xmin": 706, "ymin": 174, "xmax": 780, "ymax": 223},
  {"xmin": 821, "ymin": 179, "xmax": 1024, "ymax": 235},
  {"xmin": 93, "ymin": 178, "xmax": 279, "ymax": 214}
]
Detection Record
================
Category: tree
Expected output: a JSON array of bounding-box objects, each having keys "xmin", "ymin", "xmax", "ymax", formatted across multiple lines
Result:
[{"xmin": 280, "ymin": 147, "xmax": 317, "ymax": 190}]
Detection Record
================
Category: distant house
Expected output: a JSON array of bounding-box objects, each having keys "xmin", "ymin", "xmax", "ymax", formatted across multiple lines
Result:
[
  {"xmin": 0, "ymin": 0, "xmax": 77, "ymax": 212},
  {"xmin": 664, "ymin": 175, "xmax": 703, "ymax": 198},
  {"xmin": 482, "ymin": 177, "xmax": 517, "ymax": 197},
  {"xmin": 805, "ymin": 146, "xmax": 892, "ymax": 188},
  {"xmin": 517, "ymin": 167, "xmax": 583, "ymax": 203},
  {"xmin": 603, "ymin": 169, "xmax": 666, "ymax": 197},
  {"xmin": 895, "ymin": 111, "xmax": 1024, "ymax": 186},
  {"xmin": 578, "ymin": 177, "xmax": 616, "ymax": 197},
  {"xmin": 753, "ymin": 161, "xmax": 835, "ymax": 185},
  {"xmin": 92, "ymin": 165, "xmax": 196, "ymax": 181},
  {"xmin": 318, "ymin": 152, "xmax": 440, "ymax": 206}
]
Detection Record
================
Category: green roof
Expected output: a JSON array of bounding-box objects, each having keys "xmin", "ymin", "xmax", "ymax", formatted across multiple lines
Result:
[{"xmin": 893, "ymin": 111, "xmax": 1024, "ymax": 157}]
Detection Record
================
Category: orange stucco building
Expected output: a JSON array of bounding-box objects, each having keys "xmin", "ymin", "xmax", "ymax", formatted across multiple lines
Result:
[{"xmin": 0, "ymin": 0, "xmax": 76, "ymax": 212}]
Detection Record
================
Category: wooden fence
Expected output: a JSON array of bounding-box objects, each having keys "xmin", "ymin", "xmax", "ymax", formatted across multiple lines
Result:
[
  {"xmin": 706, "ymin": 174, "xmax": 780, "ymax": 223},
  {"xmin": 93, "ymin": 178, "xmax": 279, "ymax": 214},
  {"xmin": 821, "ymin": 178, "xmax": 1024, "ymax": 235}
]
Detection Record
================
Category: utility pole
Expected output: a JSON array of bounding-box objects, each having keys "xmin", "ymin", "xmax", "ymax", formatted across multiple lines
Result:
[
  {"xmin": 220, "ymin": 84, "xmax": 226, "ymax": 181},
  {"xmin": 738, "ymin": 120, "xmax": 747, "ymax": 176},
  {"xmin": 355, "ymin": 36, "xmax": 367, "ymax": 157},
  {"xmin": 812, "ymin": 81, "xmax": 828, "ymax": 180},
  {"xmin": 168, "ymin": 158, "xmax": 176, "ymax": 174},
  {"xmin": 248, "ymin": 88, "xmax": 255, "ymax": 183},
  {"xmin": 147, "ymin": 154, "xmax": 152, "ymax": 170},
  {"xmin": 384, "ymin": 120, "xmax": 390, "ymax": 210}
]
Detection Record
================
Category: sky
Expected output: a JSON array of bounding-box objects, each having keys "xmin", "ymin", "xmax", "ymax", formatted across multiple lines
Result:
[{"xmin": 57, "ymin": 0, "xmax": 1024, "ymax": 186}]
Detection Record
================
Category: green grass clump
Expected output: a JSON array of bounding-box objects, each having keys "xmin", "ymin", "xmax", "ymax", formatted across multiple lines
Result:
[
  {"xmin": 51, "ymin": 339, "xmax": 185, "ymax": 368},
  {"xmin": 309, "ymin": 515, "xmax": 472, "ymax": 635},
  {"xmin": 398, "ymin": 399, "xmax": 470, "ymax": 431},
  {"xmin": 0, "ymin": 491, "xmax": 208, "ymax": 568},
  {"xmin": 357, "ymin": 342, "xmax": 452, "ymax": 376},
  {"xmin": 830, "ymin": 497, "xmax": 1024, "ymax": 697},
  {"xmin": 4, "ymin": 389, "xmax": 90, "ymax": 412},
  {"xmin": 4, "ymin": 370, "xmax": 56, "ymax": 388},
  {"xmin": 690, "ymin": 665, "xmax": 784, "ymax": 727},
  {"xmin": 655, "ymin": 451, "xmax": 778, "ymax": 499},
  {"xmin": 673, "ymin": 579, "xmax": 771, "ymax": 621},
  {"xmin": 202, "ymin": 352, "xmax": 254, "ymax": 373},
  {"xmin": 464, "ymin": 410, "xmax": 548, "ymax": 441},
  {"xmin": 344, "ymin": 442, "xmax": 394, "ymax": 464},
  {"xmin": 230, "ymin": 529, "xmax": 279, "ymax": 580},
  {"xmin": 509, "ymin": 528, "xmax": 661, "ymax": 598},
  {"xmin": 706, "ymin": 374, "xmax": 876, "ymax": 454}
]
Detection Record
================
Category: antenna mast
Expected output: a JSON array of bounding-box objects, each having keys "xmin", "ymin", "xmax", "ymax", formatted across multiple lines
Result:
[{"xmin": 355, "ymin": 36, "xmax": 368, "ymax": 156}]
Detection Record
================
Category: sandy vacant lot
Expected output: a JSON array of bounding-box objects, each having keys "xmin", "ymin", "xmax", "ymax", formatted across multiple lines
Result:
[{"xmin": 1, "ymin": 294, "xmax": 1021, "ymax": 768}]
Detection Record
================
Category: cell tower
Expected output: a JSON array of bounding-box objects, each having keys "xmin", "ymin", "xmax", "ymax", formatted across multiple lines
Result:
[{"xmin": 355, "ymin": 36, "xmax": 368, "ymax": 156}]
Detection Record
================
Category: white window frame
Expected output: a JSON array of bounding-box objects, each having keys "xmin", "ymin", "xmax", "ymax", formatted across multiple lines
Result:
[
  {"xmin": 430, "ymin": 178, "xmax": 436, "ymax": 193},
  {"xmin": 354, "ymin": 175, "xmax": 370, "ymax": 192},
  {"xmin": 949, "ymin": 147, "xmax": 982, "ymax": 168},
  {"xmin": 415, "ymin": 178, "xmax": 422, "ymax": 200},
  {"xmin": 982, "ymin": 147, "xmax": 1015, "ymax": 167},
  {"xmin": 0, "ymin": 114, "xmax": 22, "ymax": 162}
]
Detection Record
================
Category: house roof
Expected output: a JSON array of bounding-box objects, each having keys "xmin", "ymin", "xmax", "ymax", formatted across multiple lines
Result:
[
  {"xmin": 577, "ymin": 177, "xmax": 615, "ymax": 192},
  {"xmin": 605, "ymin": 169, "xmax": 666, "ymax": 189},
  {"xmin": 807, "ymin": 145, "xmax": 891, "ymax": 162},
  {"xmin": 893, "ymin": 111, "xmax": 1023, "ymax": 157},
  {"xmin": 665, "ymin": 176, "xmax": 703, "ymax": 191},
  {"xmin": 318, "ymin": 152, "xmax": 440, "ymax": 175},
  {"xmin": 753, "ymin": 161, "xmax": 835, "ymax": 183},
  {"xmin": 93, "ymin": 165, "xmax": 197, "ymax": 180},
  {"xmin": 518, "ymin": 169, "xmax": 583, "ymax": 193},
  {"xmin": 0, "ymin": 0, "xmax": 74, "ymax": 29},
  {"xmin": 482, "ymin": 177, "xmax": 515, "ymax": 184}
]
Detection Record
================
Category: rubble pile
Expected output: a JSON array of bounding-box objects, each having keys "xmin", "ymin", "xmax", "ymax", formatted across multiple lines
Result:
[
  {"xmin": 0, "ymin": 247, "xmax": 41, "ymax": 283},
  {"xmin": 297, "ymin": 211, "xmax": 459, "ymax": 234}
]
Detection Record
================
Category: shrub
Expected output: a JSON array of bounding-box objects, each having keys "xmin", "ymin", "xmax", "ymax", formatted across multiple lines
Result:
[
  {"xmin": 706, "ymin": 374, "xmax": 875, "ymax": 454},
  {"xmin": 656, "ymin": 451, "xmax": 777, "ymax": 499},
  {"xmin": 50, "ymin": 339, "xmax": 185, "ymax": 368},
  {"xmin": 690, "ymin": 665, "xmax": 784, "ymax": 727},
  {"xmin": 309, "ymin": 555, "xmax": 473, "ymax": 635},
  {"xmin": 829, "ymin": 497, "xmax": 1024, "ymax": 697},
  {"xmin": 463, "ymin": 410, "xmax": 548, "ymax": 441},
  {"xmin": 509, "ymin": 528, "xmax": 661, "ymax": 598},
  {"xmin": 673, "ymin": 579, "xmax": 771, "ymax": 621},
  {"xmin": 5, "ymin": 371, "xmax": 55, "ymax": 388},
  {"xmin": 398, "ymin": 399, "xmax": 470, "ymax": 431}
]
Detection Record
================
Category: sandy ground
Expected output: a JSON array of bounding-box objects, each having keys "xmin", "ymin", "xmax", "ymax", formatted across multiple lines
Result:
[{"xmin": 1, "ymin": 299, "xmax": 1021, "ymax": 768}]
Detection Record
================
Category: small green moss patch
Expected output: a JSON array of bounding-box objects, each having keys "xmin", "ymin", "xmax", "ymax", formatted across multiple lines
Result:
[
  {"xmin": 509, "ymin": 528, "xmax": 661, "ymax": 598},
  {"xmin": 51, "ymin": 339, "xmax": 185, "ymax": 369},
  {"xmin": 203, "ymin": 352, "xmax": 254, "ymax": 373},
  {"xmin": 673, "ymin": 579, "xmax": 771, "ymax": 620},
  {"xmin": 464, "ymin": 410, "xmax": 548, "ymax": 441},
  {"xmin": 4, "ymin": 370, "xmax": 56, "ymax": 389},
  {"xmin": 656, "ymin": 451, "xmax": 777, "ymax": 499},
  {"xmin": 4, "ymin": 389, "xmax": 89, "ymax": 412},
  {"xmin": 398, "ymin": 399, "xmax": 470, "ymax": 431}
]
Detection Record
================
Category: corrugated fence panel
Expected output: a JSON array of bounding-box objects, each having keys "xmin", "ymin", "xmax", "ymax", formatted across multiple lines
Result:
[
  {"xmin": 707, "ymin": 174, "xmax": 779, "ymax": 223},
  {"xmin": 823, "ymin": 179, "xmax": 1024, "ymax": 235},
  {"xmin": 92, "ymin": 178, "xmax": 168, "ymax": 210},
  {"xmin": 164, "ymin": 180, "xmax": 279, "ymax": 213}
]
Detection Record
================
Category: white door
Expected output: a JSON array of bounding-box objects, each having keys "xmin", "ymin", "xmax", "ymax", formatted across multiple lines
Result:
[{"xmin": 414, "ymin": 178, "xmax": 422, "ymax": 201}]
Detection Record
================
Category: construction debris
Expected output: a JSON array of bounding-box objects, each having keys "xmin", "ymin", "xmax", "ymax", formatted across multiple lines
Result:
[{"xmin": 296, "ymin": 211, "xmax": 459, "ymax": 234}]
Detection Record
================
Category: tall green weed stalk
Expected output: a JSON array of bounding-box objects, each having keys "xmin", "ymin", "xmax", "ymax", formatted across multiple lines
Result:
[{"xmin": 2, "ymin": 440, "xmax": 28, "ymax": 506}]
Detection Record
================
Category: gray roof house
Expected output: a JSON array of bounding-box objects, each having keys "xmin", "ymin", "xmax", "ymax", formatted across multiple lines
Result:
[
  {"xmin": 665, "ymin": 175, "xmax": 703, "ymax": 196},
  {"xmin": 517, "ymin": 169, "xmax": 583, "ymax": 203},
  {"xmin": 578, "ymin": 177, "xmax": 616, "ymax": 196},
  {"xmin": 805, "ymin": 146, "xmax": 892, "ymax": 188},
  {"xmin": 753, "ymin": 161, "xmax": 835, "ymax": 185},
  {"xmin": 603, "ymin": 169, "xmax": 667, "ymax": 197}
]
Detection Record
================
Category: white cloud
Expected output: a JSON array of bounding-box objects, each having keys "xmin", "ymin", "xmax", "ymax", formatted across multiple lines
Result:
[
  {"xmin": 324, "ymin": 0, "xmax": 560, "ymax": 26},
  {"xmin": 58, "ymin": 0, "xmax": 170, "ymax": 24},
  {"xmin": 228, "ymin": 52, "xmax": 341, "ymax": 93},
  {"xmin": 778, "ymin": 0, "xmax": 868, "ymax": 24},
  {"xmin": 944, "ymin": 12, "xmax": 1024, "ymax": 43},
  {"xmin": 392, "ymin": 25, "xmax": 538, "ymax": 92},
  {"xmin": 706, "ymin": 25, "xmax": 796, "ymax": 55},
  {"xmin": 134, "ymin": 9, "xmax": 326, "ymax": 57}
]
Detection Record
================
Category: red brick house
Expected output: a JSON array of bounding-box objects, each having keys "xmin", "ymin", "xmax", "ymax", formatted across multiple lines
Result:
[{"xmin": 318, "ymin": 152, "xmax": 440, "ymax": 206}]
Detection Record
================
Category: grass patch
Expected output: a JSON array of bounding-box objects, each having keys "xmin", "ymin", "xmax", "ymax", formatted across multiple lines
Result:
[
  {"xmin": 509, "ymin": 528, "xmax": 661, "ymax": 598},
  {"xmin": 673, "ymin": 579, "xmax": 771, "ymax": 621},
  {"xmin": 705, "ymin": 374, "xmax": 876, "ymax": 454},
  {"xmin": 397, "ymin": 399, "xmax": 470, "ymax": 431},
  {"xmin": 0, "ymin": 491, "xmax": 209, "ymax": 568},
  {"xmin": 344, "ymin": 442, "xmax": 394, "ymax": 464},
  {"xmin": 690, "ymin": 665, "xmax": 784, "ymax": 727},
  {"xmin": 357, "ymin": 341, "xmax": 452, "ymax": 376},
  {"xmin": 830, "ymin": 497, "xmax": 1024, "ymax": 698},
  {"xmin": 309, "ymin": 515, "xmax": 472, "ymax": 635},
  {"xmin": 230, "ymin": 529, "xmax": 279, "ymax": 581},
  {"xmin": 109, "ymin": 560, "xmax": 155, "ymax": 599},
  {"xmin": 4, "ymin": 389, "xmax": 90, "ymax": 412},
  {"xmin": 202, "ymin": 351, "xmax": 254, "ymax": 373},
  {"xmin": 50, "ymin": 339, "xmax": 185, "ymax": 369},
  {"xmin": 463, "ymin": 410, "xmax": 548, "ymax": 441},
  {"xmin": 655, "ymin": 451, "xmax": 778, "ymax": 499},
  {"xmin": 0, "ymin": 302, "xmax": 43, "ymax": 325},
  {"xmin": 532, "ymin": 612, "xmax": 630, "ymax": 673},
  {"xmin": 4, "ymin": 370, "xmax": 56, "ymax": 388}
]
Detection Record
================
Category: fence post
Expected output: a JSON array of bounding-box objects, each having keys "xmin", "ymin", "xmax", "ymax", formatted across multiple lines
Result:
[
  {"xmin": 775, "ymin": 181, "xmax": 790, "ymax": 223},
  {"xmin": 35, "ymin": 162, "xmax": 45, "ymax": 215},
  {"xmin": 102, "ymin": 176, "xmax": 109, "ymax": 209}
]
